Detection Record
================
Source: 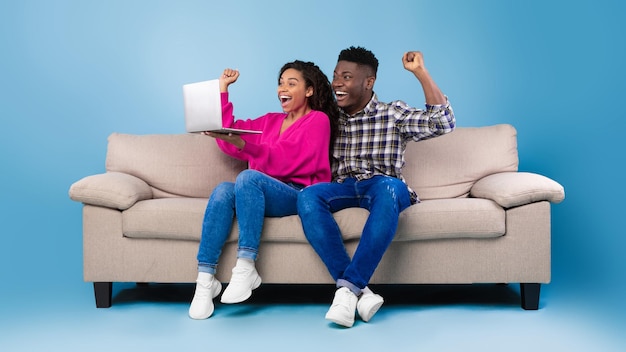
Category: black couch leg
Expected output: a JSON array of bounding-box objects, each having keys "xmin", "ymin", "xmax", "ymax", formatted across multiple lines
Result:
[
  {"xmin": 94, "ymin": 282, "xmax": 112, "ymax": 308},
  {"xmin": 520, "ymin": 283, "xmax": 541, "ymax": 310}
]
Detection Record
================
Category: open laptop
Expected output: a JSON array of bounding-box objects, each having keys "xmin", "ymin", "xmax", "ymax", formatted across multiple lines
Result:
[{"xmin": 183, "ymin": 79, "xmax": 262, "ymax": 134}]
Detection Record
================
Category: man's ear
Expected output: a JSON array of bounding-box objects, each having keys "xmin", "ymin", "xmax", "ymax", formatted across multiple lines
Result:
[{"xmin": 366, "ymin": 76, "xmax": 376, "ymax": 90}]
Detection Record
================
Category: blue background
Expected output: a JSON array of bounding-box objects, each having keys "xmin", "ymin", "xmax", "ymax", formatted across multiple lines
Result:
[{"xmin": 1, "ymin": 0, "xmax": 624, "ymax": 350}]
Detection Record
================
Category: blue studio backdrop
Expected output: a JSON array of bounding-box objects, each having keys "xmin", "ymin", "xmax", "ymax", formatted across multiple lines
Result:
[{"xmin": 1, "ymin": 0, "xmax": 624, "ymax": 333}]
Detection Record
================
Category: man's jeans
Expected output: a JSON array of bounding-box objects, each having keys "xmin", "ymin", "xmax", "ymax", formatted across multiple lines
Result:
[
  {"xmin": 197, "ymin": 169, "xmax": 302, "ymax": 274},
  {"xmin": 297, "ymin": 176, "xmax": 412, "ymax": 295}
]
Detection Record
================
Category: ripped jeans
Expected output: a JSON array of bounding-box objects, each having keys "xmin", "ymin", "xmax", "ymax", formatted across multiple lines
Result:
[
  {"xmin": 197, "ymin": 169, "xmax": 302, "ymax": 274},
  {"xmin": 297, "ymin": 176, "xmax": 412, "ymax": 295}
]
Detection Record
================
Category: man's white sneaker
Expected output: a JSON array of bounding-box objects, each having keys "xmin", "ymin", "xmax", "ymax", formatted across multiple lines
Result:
[
  {"xmin": 188, "ymin": 278, "xmax": 222, "ymax": 320},
  {"xmin": 325, "ymin": 287, "xmax": 358, "ymax": 328},
  {"xmin": 357, "ymin": 290, "xmax": 384, "ymax": 322},
  {"xmin": 220, "ymin": 265, "xmax": 262, "ymax": 304}
]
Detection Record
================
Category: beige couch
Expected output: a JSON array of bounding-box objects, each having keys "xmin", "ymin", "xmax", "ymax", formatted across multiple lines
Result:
[{"xmin": 68, "ymin": 124, "xmax": 565, "ymax": 309}]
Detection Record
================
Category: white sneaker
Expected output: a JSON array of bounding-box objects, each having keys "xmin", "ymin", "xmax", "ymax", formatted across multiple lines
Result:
[
  {"xmin": 188, "ymin": 278, "xmax": 222, "ymax": 319},
  {"xmin": 220, "ymin": 264, "xmax": 262, "ymax": 304},
  {"xmin": 325, "ymin": 287, "xmax": 358, "ymax": 327},
  {"xmin": 357, "ymin": 289, "xmax": 384, "ymax": 322}
]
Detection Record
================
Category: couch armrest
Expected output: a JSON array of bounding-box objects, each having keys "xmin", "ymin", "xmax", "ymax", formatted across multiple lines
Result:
[
  {"xmin": 69, "ymin": 172, "xmax": 153, "ymax": 210},
  {"xmin": 470, "ymin": 172, "xmax": 565, "ymax": 208}
]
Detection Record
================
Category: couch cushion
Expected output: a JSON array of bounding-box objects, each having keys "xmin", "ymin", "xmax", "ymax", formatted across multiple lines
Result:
[
  {"xmin": 123, "ymin": 198, "xmax": 209, "ymax": 239},
  {"xmin": 69, "ymin": 172, "xmax": 152, "ymax": 210},
  {"xmin": 106, "ymin": 133, "xmax": 247, "ymax": 198},
  {"xmin": 471, "ymin": 171, "xmax": 565, "ymax": 208},
  {"xmin": 403, "ymin": 124, "xmax": 518, "ymax": 200},
  {"xmin": 122, "ymin": 198, "xmax": 504, "ymax": 242},
  {"xmin": 395, "ymin": 198, "xmax": 505, "ymax": 240}
]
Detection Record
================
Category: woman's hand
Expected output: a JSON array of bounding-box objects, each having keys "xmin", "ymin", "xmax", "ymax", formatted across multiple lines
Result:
[
  {"xmin": 219, "ymin": 68, "xmax": 239, "ymax": 92},
  {"xmin": 202, "ymin": 131, "xmax": 246, "ymax": 149}
]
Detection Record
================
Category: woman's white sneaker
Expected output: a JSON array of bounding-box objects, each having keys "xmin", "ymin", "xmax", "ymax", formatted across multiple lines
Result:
[
  {"xmin": 188, "ymin": 277, "xmax": 222, "ymax": 319},
  {"xmin": 220, "ymin": 261, "xmax": 262, "ymax": 304}
]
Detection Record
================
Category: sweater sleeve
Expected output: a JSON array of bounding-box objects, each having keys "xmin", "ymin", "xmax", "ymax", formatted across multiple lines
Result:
[{"xmin": 215, "ymin": 92, "xmax": 266, "ymax": 160}]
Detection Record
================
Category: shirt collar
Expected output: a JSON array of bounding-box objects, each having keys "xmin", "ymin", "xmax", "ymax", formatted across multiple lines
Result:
[{"xmin": 339, "ymin": 93, "xmax": 380, "ymax": 118}]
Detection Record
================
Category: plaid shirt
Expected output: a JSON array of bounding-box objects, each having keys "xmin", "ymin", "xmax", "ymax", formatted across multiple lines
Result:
[{"xmin": 332, "ymin": 93, "xmax": 455, "ymax": 203}]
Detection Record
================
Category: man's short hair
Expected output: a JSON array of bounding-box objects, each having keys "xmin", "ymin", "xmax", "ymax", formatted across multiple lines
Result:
[{"xmin": 338, "ymin": 46, "xmax": 379, "ymax": 77}]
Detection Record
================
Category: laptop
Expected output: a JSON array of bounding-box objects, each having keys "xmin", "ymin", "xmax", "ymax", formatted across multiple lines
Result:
[{"xmin": 183, "ymin": 79, "xmax": 262, "ymax": 134}]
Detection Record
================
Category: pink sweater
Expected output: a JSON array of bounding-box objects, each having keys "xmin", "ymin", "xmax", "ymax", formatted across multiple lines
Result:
[{"xmin": 216, "ymin": 93, "xmax": 331, "ymax": 186}]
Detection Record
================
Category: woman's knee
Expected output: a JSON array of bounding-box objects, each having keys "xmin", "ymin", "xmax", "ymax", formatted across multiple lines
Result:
[
  {"xmin": 210, "ymin": 182, "xmax": 235, "ymax": 203},
  {"xmin": 297, "ymin": 185, "xmax": 325, "ymax": 214},
  {"xmin": 235, "ymin": 169, "xmax": 263, "ymax": 184},
  {"xmin": 234, "ymin": 170, "xmax": 268, "ymax": 195}
]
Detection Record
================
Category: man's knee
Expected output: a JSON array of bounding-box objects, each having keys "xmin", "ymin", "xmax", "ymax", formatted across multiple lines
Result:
[
  {"xmin": 379, "ymin": 176, "xmax": 405, "ymax": 190},
  {"xmin": 372, "ymin": 177, "xmax": 411, "ymax": 210}
]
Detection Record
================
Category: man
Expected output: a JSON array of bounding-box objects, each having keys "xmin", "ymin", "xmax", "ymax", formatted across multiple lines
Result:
[{"xmin": 297, "ymin": 46, "xmax": 455, "ymax": 327}]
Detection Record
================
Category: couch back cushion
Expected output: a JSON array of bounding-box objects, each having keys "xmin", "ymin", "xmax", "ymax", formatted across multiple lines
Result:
[
  {"xmin": 403, "ymin": 124, "xmax": 518, "ymax": 200},
  {"xmin": 106, "ymin": 133, "xmax": 247, "ymax": 198}
]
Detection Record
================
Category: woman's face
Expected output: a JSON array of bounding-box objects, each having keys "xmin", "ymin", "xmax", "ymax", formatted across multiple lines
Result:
[{"xmin": 278, "ymin": 68, "xmax": 313, "ymax": 114}]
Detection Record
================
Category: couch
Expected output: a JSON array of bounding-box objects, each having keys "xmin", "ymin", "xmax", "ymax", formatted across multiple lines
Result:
[{"xmin": 68, "ymin": 124, "xmax": 565, "ymax": 309}]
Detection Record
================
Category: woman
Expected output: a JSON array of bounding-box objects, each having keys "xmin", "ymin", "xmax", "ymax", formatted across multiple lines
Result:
[{"xmin": 189, "ymin": 60, "xmax": 338, "ymax": 319}]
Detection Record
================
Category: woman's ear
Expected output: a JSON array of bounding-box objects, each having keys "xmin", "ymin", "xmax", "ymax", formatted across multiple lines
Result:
[{"xmin": 306, "ymin": 86, "xmax": 314, "ymax": 97}]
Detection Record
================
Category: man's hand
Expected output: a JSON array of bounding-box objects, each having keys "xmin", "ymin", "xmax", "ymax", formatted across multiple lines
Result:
[
  {"xmin": 402, "ymin": 51, "xmax": 426, "ymax": 75},
  {"xmin": 219, "ymin": 68, "xmax": 240, "ymax": 92},
  {"xmin": 402, "ymin": 51, "xmax": 445, "ymax": 105}
]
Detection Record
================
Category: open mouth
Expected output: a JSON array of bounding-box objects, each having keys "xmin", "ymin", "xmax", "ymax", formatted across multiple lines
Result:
[
  {"xmin": 279, "ymin": 95, "xmax": 292, "ymax": 107},
  {"xmin": 335, "ymin": 91, "xmax": 348, "ymax": 101}
]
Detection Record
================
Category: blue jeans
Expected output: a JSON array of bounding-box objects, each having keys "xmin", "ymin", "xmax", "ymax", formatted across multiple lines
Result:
[
  {"xmin": 297, "ymin": 176, "xmax": 412, "ymax": 295},
  {"xmin": 197, "ymin": 169, "xmax": 303, "ymax": 274}
]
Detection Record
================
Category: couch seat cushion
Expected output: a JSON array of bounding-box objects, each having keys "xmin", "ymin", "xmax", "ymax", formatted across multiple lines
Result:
[
  {"xmin": 395, "ymin": 198, "xmax": 505, "ymax": 241},
  {"xmin": 122, "ymin": 197, "xmax": 505, "ymax": 243},
  {"xmin": 123, "ymin": 198, "xmax": 208, "ymax": 240}
]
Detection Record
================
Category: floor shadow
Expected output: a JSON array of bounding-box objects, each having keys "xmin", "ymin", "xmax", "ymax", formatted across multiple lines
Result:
[
  {"xmin": 111, "ymin": 282, "xmax": 522, "ymax": 308},
  {"xmin": 373, "ymin": 283, "xmax": 522, "ymax": 308},
  {"xmin": 112, "ymin": 282, "xmax": 194, "ymax": 305}
]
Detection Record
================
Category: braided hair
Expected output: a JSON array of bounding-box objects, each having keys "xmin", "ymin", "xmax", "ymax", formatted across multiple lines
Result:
[{"xmin": 278, "ymin": 60, "xmax": 339, "ymax": 162}]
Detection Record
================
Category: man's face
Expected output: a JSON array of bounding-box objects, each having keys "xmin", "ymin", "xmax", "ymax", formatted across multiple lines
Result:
[{"xmin": 332, "ymin": 60, "xmax": 375, "ymax": 115}]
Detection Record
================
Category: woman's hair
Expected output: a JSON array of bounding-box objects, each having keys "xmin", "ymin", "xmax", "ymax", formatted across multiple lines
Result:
[{"xmin": 279, "ymin": 60, "xmax": 339, "ymax": 162}]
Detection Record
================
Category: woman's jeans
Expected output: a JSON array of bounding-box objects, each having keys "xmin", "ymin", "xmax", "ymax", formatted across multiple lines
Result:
[
  {"xmin": 297, "ymin": 176, "xmax": 412, "ymax": 295},
  {"xmin": 197, "ymin": 169, "xmax": 302, "ymax": 274}
]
